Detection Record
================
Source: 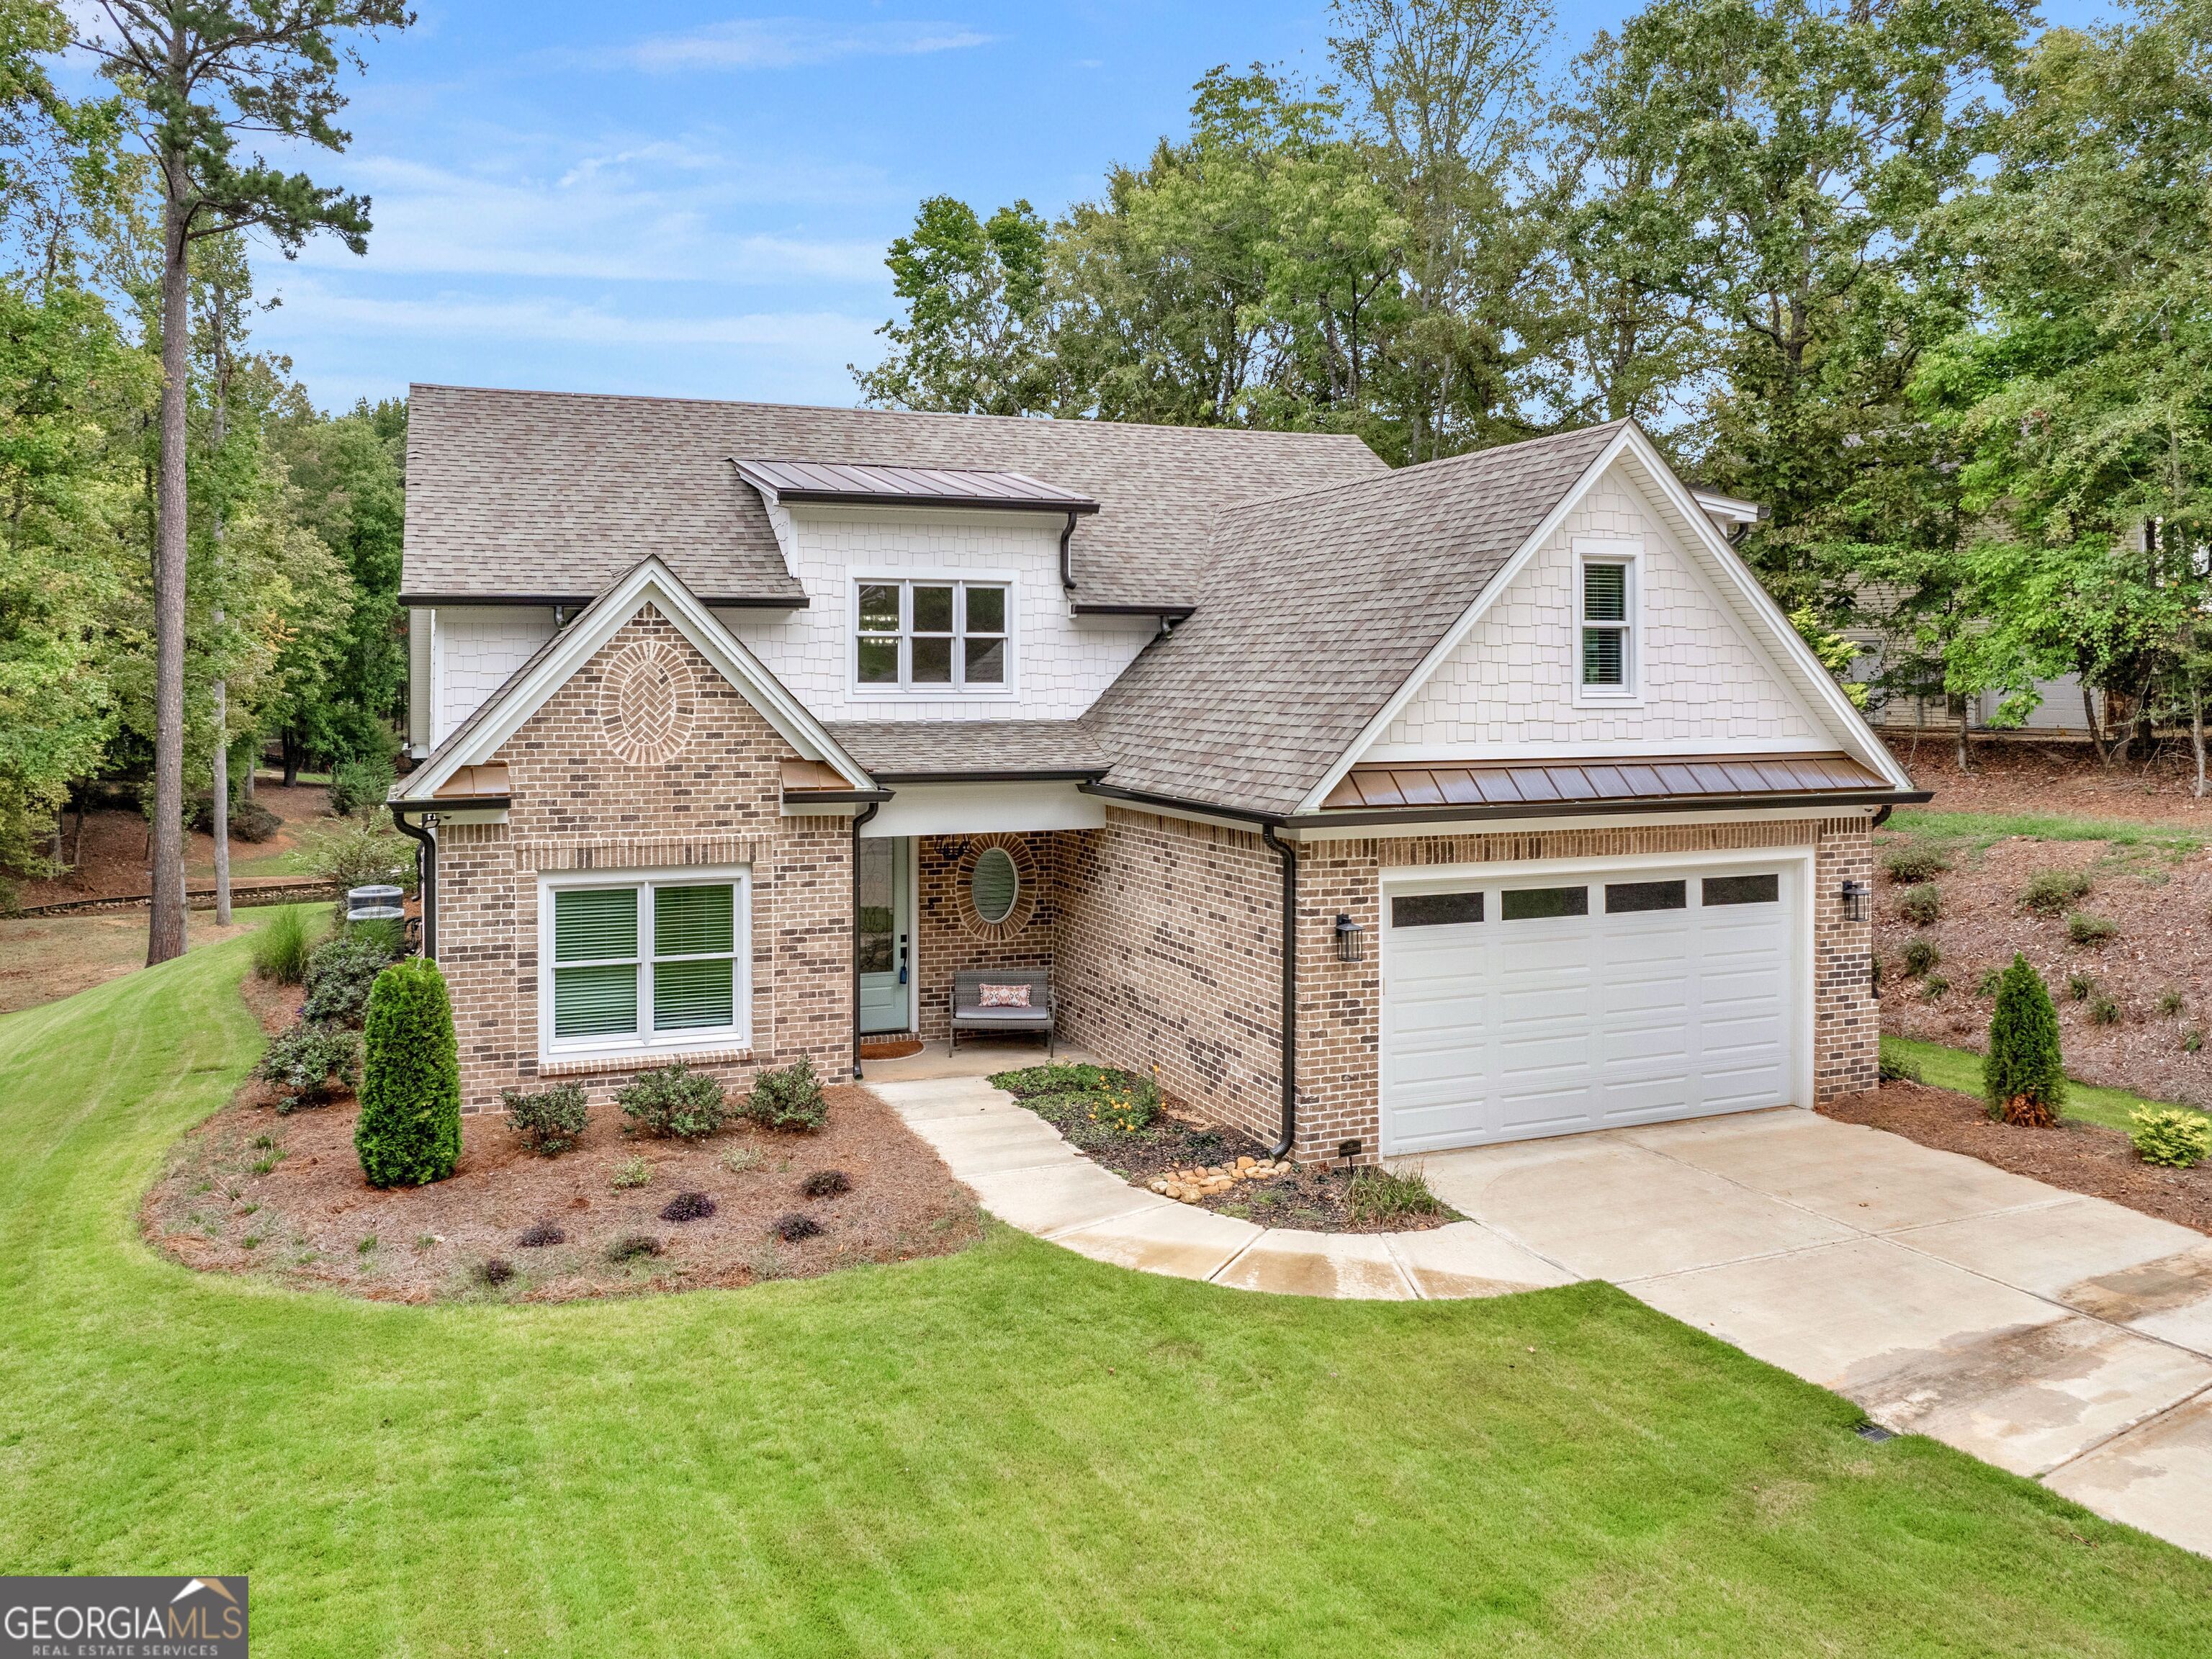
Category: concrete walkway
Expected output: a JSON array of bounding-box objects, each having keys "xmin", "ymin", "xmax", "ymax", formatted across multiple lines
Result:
[{"xmin": 867, "ymin": 1053, "xmax": 2212, "ymax": 1557}]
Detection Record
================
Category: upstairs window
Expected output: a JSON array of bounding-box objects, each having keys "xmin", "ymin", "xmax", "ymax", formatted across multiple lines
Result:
[
  {"xmin": 855, "ymin": 580, "xmax": 1009, "ymax": 691},
  {"xmin": 1579, "ymin": 556, "xmax": 1634, "ymax": 694}
]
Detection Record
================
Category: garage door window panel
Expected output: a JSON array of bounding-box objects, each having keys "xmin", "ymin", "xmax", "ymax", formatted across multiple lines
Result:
[
  {"xmin": 1392, "ymin": 891, "xmax": 1483, "ymax": 927},
  {"xmin": 1501, "ymin": 885, "xmax": 1588, "ymax": 921},
  {"xmin": 1606, "ymin": 879, "xmax": 1686, "ymax": 914},
  {"xmin": 1704, "ymin": 873, "xmax": 1781, "ymax": 906}
]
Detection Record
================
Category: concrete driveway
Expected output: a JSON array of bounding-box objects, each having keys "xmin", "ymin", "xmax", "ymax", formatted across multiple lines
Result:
[{"xmin": 1409, "ymin": 1108, "xmax": 2212, "ymax": 1558}]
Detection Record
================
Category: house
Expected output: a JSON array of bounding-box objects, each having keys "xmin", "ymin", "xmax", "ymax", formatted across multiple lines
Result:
[{"xmin": 391, "ymin": 385, "xmax": 1924, "ymax": 1166}]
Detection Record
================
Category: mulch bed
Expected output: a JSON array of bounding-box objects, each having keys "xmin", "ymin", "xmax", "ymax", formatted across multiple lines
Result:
[
  {"xmin": 1007, "ymin": 1075, "xmax": 1455, "ymax": 1235},
  {"xmin": 1875, "ymin": 832, "xmax": 2212, "ymax": 1107},
  {"xmin": 143, "ymin": 976, "xmax": 983, "ymax": 1302},
  {"xmin": 1822, "ymin": 1080, "xmax": 2212, "ymax": 1236}
]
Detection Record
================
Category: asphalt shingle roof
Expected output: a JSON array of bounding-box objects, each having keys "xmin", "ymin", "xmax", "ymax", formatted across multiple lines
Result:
[
  {"xmin": 403, "ymin": 385, "xmax": 1386, "ymax": 609},
  {"xmin": 1084, "ymin": 422, "xmax": 1629, "ymax": 819},
  {"xmin": 824, "ymin": 720, "xmax": 1108, "ymax": 779}
]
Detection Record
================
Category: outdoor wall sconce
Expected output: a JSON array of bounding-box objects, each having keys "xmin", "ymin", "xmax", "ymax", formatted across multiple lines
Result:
[
  {"xmin": 1840, "ymin": 879, "xmax": 1873, "ymax": 923},
  {"xmin": 1334, "ymin": 913, "xmax": 1367, "ymax": 963}
]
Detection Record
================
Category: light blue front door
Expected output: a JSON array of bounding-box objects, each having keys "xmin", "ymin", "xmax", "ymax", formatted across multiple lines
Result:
[{"xmin": 858, "ymin": 836, "xmax": 911, "ymax": 1034}]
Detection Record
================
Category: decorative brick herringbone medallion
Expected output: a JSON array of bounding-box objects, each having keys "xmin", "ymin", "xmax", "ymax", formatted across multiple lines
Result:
[{"xmin": 598, "ymin": 639, "xmax": 694, "ymax": 763}]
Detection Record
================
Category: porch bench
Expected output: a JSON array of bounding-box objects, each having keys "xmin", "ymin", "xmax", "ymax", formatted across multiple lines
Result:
[{"xmin": 949, "ymin": 970, "xmax": 1055, "ymax": 1056}]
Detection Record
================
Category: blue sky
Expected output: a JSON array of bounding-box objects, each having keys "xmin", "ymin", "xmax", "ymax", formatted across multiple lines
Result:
[{"xmin": 217, "ymin": 1, "xmax": 2105, "ymax": 413}]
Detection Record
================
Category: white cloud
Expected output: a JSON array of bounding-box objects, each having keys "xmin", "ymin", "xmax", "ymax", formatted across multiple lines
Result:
[
  {"xmin": 260, "ymin": 278, "xmax": 884, "ymax": 358},
  {"xmin": 611, "ymin": 18, "xmax": 994, "ymax": 73},
  {"xmin": 281, "ymin": 150, "xmax": 891, "ymax": 285}
]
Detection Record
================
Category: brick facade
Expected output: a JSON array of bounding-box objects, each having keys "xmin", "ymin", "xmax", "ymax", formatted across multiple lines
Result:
[
  {"xmin": 1050, "ymin": 806, "xmax": 1876, "ymax": 1165},
  {"xmin": 433, "ymin": 606, "xmax": 853, "ymax": 1112},
  {"xmin": 910, "ymin": 831, "xmax": 1058, "ymax": 1042}
]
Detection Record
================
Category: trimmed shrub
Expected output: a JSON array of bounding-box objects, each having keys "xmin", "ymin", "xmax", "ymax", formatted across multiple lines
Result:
[
  {"xmin": 2067, "ymin": 911, "xmax": 2118, "ymax": 947},
  {"xmin": 1878, "ymin": 1051, "xmax": 1923, "ymax": 1084},
  {"xmin": 1346, "ymin": 1166, "xmax": 1447, "ymax": 1226},
  {"xmin": 500, "ymin": 1082, "xmax": 590, "ymax": 1156},
  {"xmin": 1984, "ymin": 953, "xmax": 2067, "ymax": 1128},
  {"xmin": 742, "ymin": 1058, "xmax": 828, "ymax": 1132},
  {"xmin": 611, "ymin": 1155, "xmax": 652, "ymax": 1190},
  {"xmin": 1882, "ymin": 843, "xmax": 1950, "ymax": 885},
  {"xmin": 328, "ymin": 753, "xmax": 396, "ymax": 819},
  {"xmin": 197, "ymin": 793, "xmax": 282, "ymax": 843},
  {"xmin": 354, "ymin": 957, "xmax": 462, "ymax": 1188},
  {"xmin": 660, "ymin": 1190, "xmax": 718, "ymax": 1223},
  {"xmin": 1897, "ymin": 884, "xmax": 1942, "ymax": 926},
  {"xmin": 2023, "ymin": 869, "xmax": 2092, "ymax": 914},
  {"xmin": 619, "ymin": 1063, "xmax": 729, "ymax": 1141},
  {"xmin": 773, "ymin": 1211, "xmax": 822, "ymax": 1242},
  {"xmin": 256, "ymin": 1021, "xmax": 360, "ymax": 1111},
  {"xmin": 251, "ymin": 906, "xmax": 315, "ymax": 984},
  {"xmin": 1902, "ymin": 938, "xmax": 1940, "ymax": 978},
  {"xmin": 301, "ymin": 930, "xmax": 405, "ymax": 1027},
  {"xmin": 2128, "ymin": 1108, "xmax": 2212, "ymax": 1169},
  {"xmin": 801, "ymin": 1169, "xmax": 851, "ymax": 1198}
]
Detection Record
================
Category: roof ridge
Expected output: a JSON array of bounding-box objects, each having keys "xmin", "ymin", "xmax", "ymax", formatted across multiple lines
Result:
[
  {"xmin": 408, "ymin": 382, "xmax": 1384, "ymax": 449},
  {"xmin": 1209, "ymin": 419, "xmax": 1632, "ymax": 523}
]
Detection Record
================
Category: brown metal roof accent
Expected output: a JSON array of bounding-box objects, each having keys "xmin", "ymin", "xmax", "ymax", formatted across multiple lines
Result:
[
  {"xmin": 780, "ymin": 757, "xmax": 861, "ymax": 794},
  {"xmin": 1319, "ymin": 752, "xmax": 1888, "ymax": 812},
  {"xmin": 734, "ymin": 459, "xmax": 1099, "ymax": 515},
  {"xmin": 433, "ymin": 763, "xmax": 510, "ymax": 799}
]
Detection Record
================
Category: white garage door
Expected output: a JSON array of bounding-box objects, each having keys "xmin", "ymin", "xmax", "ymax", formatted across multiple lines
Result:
[{"xmin": 1380, "ymin": 863, "xmax": 1801, "ymax": 1155}]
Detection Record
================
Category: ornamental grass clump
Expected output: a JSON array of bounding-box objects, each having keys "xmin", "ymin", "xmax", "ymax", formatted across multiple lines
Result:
[
  {"xmin": 500, "ymin": 1082, "xmax": 590, "ymax": 1156},
  {"xmin": 2128, "ymin": 1108, "xmax": 2212, "ymax": 1169},
  {"xmin": 1984, "ymin": 953, "xmax": 2067, "ymax": 1128},
  {"xmin": 1902, "ymin": 938, "xmax": 1940, "ymax": 978},
  {"xmin": 1882, "ymin": 843, "xmax": 1950, "ymax": 885},
  {"xmin": 1897, "ymin": 884, "xmax": 1942, "ymax": 926},
  {"xmin": 2067, "ymin": 912, "xmax": 2118, "ymax": 947},
  {"xmin": 354, "ymin": 958, "xmax": 462, "ymax": 1188},
  {"xmin": 742, "ymin": 1058, "xmax": 827, "ymax": 1132},
  {"xmin": 251, "ymin": 906, "xmax": 315, "ymax": 984},
  {"xmin": 618, "ymin": 1063, "xmax": 729, "ymax": 1141},
  {"xmin": 1346, "ymin": 1166, "xmax": 1447, "ymax": 1227}
]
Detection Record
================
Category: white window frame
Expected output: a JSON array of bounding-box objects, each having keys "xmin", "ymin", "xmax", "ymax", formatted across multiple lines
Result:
[
  {"xmin": 850, "ymin": 575, "xmax": 1016, "ymax": 697},
  {"xmin": 1573, "ymin": 537, "xmax": 1642, "ymax": 706},
  {"xmin": 536, "ymin": 865, "xmax": 752, "ymax": 1064}
]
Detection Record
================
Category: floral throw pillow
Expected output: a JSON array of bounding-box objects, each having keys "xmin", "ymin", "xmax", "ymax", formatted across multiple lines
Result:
[{"xmin": 978, "ymin": 983, "xmax": 1033, "ymax": 1008}]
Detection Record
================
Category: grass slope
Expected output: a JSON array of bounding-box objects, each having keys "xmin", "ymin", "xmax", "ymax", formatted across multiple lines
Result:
[
  {"xmin": 1884, "ymin": 808, "xmax": 2206, "ymax": 856},
  {"xmin": 1881, "ymin": 1034, "xmax": 2212, "ymax": 1135},
  {"xmin": 4, "ymin": 937, "xmax": 2211, "ymax": 1656}
]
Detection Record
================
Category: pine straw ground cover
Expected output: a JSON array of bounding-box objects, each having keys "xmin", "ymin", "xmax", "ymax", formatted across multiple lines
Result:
[
  {"xmin": 141, "ymin": 970, "xmax": 980, "ymax": 1301},
  {"xmin": 990, "ymin": 1063, "xmax": 1457, "ymax": 1233},
  {"xmin": 10, "ymin": 927, "xmax": 2212, "ymax": 1654}
]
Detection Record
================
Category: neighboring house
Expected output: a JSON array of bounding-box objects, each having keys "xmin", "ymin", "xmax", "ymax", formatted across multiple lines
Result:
[{"xmin": 392, "ymin": 385, "xmax": 1923, "ymax": 1165}]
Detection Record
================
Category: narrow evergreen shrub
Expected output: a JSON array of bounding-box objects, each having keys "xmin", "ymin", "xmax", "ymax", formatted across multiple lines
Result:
[
  {"xmin": 2129, "ymin": 1108, "xmax": 2212, "ymax": 1169},
  {"xmin": 354, "ymin": 957, "xmax": 462, "ymax": 1188},
  {"xmin": 742, "ymin": 1058, "xmax": 827, "ymax": 1131},
  {"xmin": 618, "ymin": 1063, "xmax": 729, "ymax": 1140},
  {"xmin": 500, "ymin": 1082, "xmax": 590, "ymax": 1156},
  {"xmin": 1898, "ymin": 884, "xmax": 1942, "ymax": 925},
  {"xmin": 1984, "ymin": 953, "xmax": 2066, "ymax": 1128}
]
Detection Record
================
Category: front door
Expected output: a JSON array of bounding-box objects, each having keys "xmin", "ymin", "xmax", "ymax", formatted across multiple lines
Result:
[{"xmin": 857, "ymin": 836, "xmax": 912, "ymax": 1034}]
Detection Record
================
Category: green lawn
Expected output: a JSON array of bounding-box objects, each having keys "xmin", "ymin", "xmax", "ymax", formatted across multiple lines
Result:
[
  {"xmin": 1881, "ymin": 1033, "xmax": 2211, "ymax": 1136},
  {"xmin": 1884, "ymin": 807, "xmax": 2206, "ymax": 857},
  {"xmin": 4, "ymin": 940, "xmax": 2211, "ymax": 1655}
]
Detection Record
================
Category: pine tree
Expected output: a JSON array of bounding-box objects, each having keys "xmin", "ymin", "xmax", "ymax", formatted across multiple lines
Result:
[
  {"xmin": 354, "ymin": 955, "xmax": 461, "ymax": 1187},
  {"xmin": 1984, "ymin": 953, "xmax": 2066, "ymax": 1127}
]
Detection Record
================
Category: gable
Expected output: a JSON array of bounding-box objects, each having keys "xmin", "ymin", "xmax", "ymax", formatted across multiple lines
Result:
[
  {"xmin": 1362, "ymin": 464, "xmax": 1827, "ymax": 760},
  {"xmin": 397, "ymin": 557, "xmax": 870, "ymax": 802}
]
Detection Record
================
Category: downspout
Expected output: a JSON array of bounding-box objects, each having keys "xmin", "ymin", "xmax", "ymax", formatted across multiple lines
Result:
[
  {"xmin": 850, "ymin": 800, "xmax": 880, "ymax": 1079},
  {"xmin": 1058, "ymin": 511, "xmax": 1079, "ymax": 594},
  {"xmin": 391, "ymin": 805, "xmax": 437, "ymax": 958},
  {"xmin": 1260, "ymin": 824, "xmax": 1297, "ymax": 1162}
]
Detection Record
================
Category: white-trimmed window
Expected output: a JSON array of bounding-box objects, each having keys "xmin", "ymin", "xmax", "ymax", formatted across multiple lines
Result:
[
  {"xmin": 1576, "ymin": 546, "xmax": 1637, "ymax": 697},
  {"xmin": 539, "ymin": 868, "xmax": 750, "ymax": 1059},
  {"xmin": 854, "ymin": 579, "xmax": 1009, "ymax": 691}
]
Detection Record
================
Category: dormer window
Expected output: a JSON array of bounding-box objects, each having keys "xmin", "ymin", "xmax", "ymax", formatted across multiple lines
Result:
[
  {"xmin": 855, "ymin": 579, "xmax": 1010, "ymax": 691},
  {"xmin": 1575, "ymin": 541, "xmax": 1639, "ymax": 699}
]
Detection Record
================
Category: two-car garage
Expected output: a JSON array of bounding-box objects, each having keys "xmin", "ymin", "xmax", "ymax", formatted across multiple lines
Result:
[{"xmin": 1378, "ymin": 855, "xmax": 1807, "ymax": 1155}]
